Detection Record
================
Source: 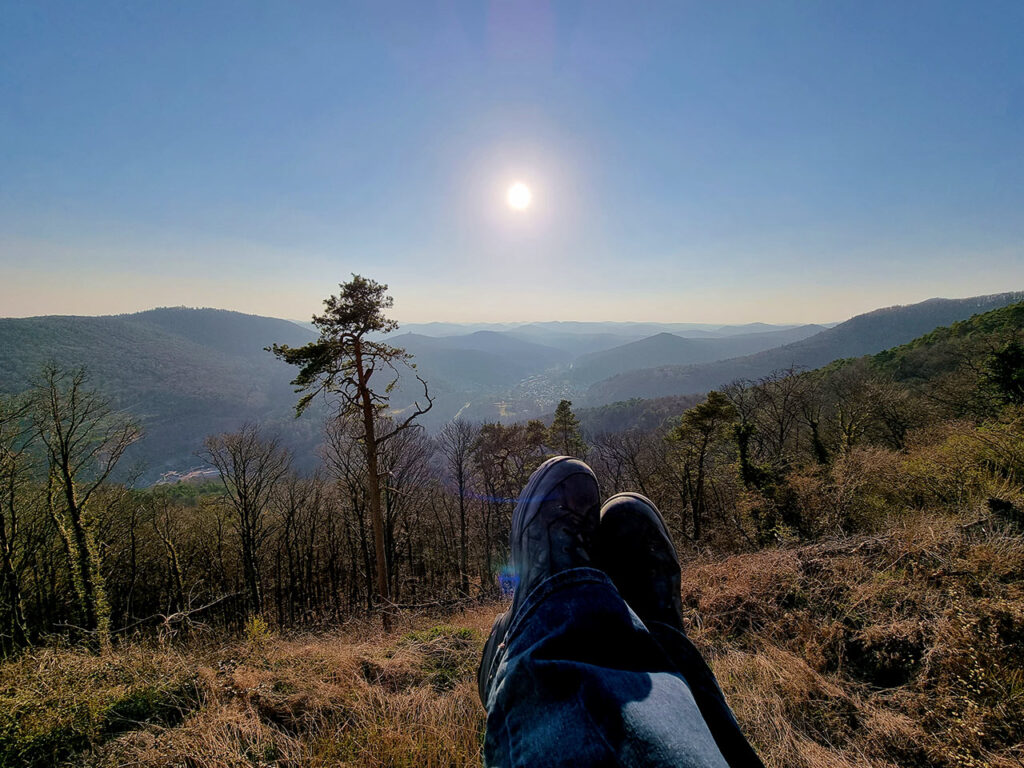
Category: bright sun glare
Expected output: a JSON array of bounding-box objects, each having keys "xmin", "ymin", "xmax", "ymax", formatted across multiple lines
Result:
[{"xmin": 506, "ymin": 182, "xmax": 532, "ymax": 210}]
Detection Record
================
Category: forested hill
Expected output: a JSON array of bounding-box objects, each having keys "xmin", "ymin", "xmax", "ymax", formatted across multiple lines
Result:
[
  {"xmin": 874, "ymin": 299, "xmax": 1024, "ymax": 366},
  {"xmin": 3, "ymin": 295, "xmax": 1021, "ymax": 483},
  {"xmin": 575, "ymin": 298, "xmax": 1024, "ymax": 438},
  {"xmin": 584, "ymin": 292, "xmax": 1024, "ymax": 404},
  {"xmin": 865, "ymin": 299, "xmax": 1024, "ymax": 396},
  {"xmin": 0, "ymin": 308, "xmax": 315, "ymax": 392},
  {"xmin": 125, "ymin": 307, "xmax": 315, "ymax": 358},
  {"xmin": 569, "ymin": 324, "xmax": 825, "ymax": 385},
  {"xmin": 0, "ymin": 308, "xmax": 320, "ymax": 482}
]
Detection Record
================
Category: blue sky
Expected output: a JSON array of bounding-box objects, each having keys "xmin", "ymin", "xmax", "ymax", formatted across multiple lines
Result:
[{"xmin": 2, "ymin": 1, "xmax": 1022, "ymax": 322}]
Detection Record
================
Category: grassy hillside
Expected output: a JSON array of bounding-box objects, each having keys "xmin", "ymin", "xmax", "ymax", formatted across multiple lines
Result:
[
  {"xmin": 680, "ymin": 513, "xmax": 1024, "ymax": 768},
  {"xmin": 586, "ymin": 292, "xmax": 1024, "ymax": 405},
  {"xmin": 2, "ymin": 514, "xmax": 1019, "ymax": 768}
]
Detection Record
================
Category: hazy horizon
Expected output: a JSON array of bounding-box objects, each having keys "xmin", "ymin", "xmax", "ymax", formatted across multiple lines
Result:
[
  {"xmin": 3, "ymin": 278, "xmax": 1022, "ymax": 325},
  {"xmin": 0, "ymin": 300, "xmax": 821, "ymax": 326},
  {"xmin": 5, "ymin": 286, "xmax": 1024, "ymax": 330}
]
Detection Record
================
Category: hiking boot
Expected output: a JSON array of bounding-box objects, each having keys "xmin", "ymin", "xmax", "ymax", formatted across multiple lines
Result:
[
  {"xmin": 596, "ymin": 492, "xmax": 684, "ymax": 631},
  {"xmin": 477, "ymin": 455, "xmax": 601, "ymax": 703}
]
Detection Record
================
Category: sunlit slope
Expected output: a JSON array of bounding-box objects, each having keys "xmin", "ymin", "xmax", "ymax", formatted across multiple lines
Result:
[{"xmin": 585, "ymin": 292, "xmax": 1024, "ymax": 404}]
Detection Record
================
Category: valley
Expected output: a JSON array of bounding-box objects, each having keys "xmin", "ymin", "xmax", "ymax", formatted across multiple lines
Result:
[{"xmin": 2, "ymin": 292, "xmax": 1022, "ymax": 484}]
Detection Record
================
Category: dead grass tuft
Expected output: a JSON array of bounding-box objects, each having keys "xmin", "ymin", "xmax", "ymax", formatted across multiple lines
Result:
[
  {"xmin": 685, "ymin": 513, "xmax": 1024, "ymax": 767},
  {"xmin": 67, "ymin": 608, "xmax": 495, "ymax": 767}
]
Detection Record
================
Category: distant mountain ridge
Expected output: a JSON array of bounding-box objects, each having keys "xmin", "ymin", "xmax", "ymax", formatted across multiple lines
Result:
[
  {"xmin": 584, "ymin": 292, "xmax": 1024, "ymax": 405},
  {"xmin": 2, "ymin": 294, "xmax": 1019, "ymax": 483},
  {"xmin": 569, "ymin": 325, "xmax": 826, "ymax": 385},
  {"xmin": 385, "ymin": 332, "xmax": 556, "ymax": 387},
  {"xmin": 126, "ymin": 307, "xmax": 313, "ymax": 357},
  {"xmin": 576, "ymin": 297, "xmax": 1024, "ymax": 435},
  {"xmin": 392, "ymin": 320, "xmax": 807, "ymax": 337}
]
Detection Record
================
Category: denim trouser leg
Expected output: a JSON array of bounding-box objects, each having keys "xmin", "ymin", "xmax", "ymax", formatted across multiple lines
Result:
[
  {"xmin": 646, "ymin": 622, "xmax": 765, "ymax": 768},
  {"xmin": 482, "ymin": 567, "xmax": 732, "ymax": 768}
]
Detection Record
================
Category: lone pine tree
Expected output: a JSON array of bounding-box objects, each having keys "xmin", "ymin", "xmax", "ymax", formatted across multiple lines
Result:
[{"xmin": 269, "ymin": 275, "xmax": 431, "ymax": 629}]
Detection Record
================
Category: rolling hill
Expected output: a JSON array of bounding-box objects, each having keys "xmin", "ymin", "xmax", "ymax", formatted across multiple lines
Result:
[
  {"xmin": 395, "ymin": 321, "xmax": 810, "ymax": 359},
  {"xmin": 392, "ymin": 331, "xmax": 569, "ymax": 381},
  {"xmin": 0, "ymin": 308, "xmax": 321, "ymax": 482},
  {"xmin": 569, "ymin": 324, "xmax": 826, "ymax": 385},
  {"xmin": 4, "ymin": 293, "xmax": 1020, "ymax": 482},
  {"xmin": 0, "ymin": 310, "xmax": 574, "ymax": 480},
  {"xmin": 584, "ymin": 292, "xmax": 1024, "ymax": 405}
]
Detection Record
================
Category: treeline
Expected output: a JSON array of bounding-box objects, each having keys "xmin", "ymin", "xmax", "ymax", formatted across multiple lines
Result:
[
  {"xmin": 1, "ymin": 302, "xmax": 1022, "ymax": 655},
  {"xmin": 0, "ymin": 363, "xmax": 588, "ymax": 653},
  {"xmin": 590, "ymin": 304, "xmax": 1024, "ymax": 551}
]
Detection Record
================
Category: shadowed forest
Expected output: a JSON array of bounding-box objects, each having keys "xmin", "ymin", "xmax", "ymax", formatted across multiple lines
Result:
[{"xmin": 1, "ymin": 298, "xmax": 1023, "ymax": 767}]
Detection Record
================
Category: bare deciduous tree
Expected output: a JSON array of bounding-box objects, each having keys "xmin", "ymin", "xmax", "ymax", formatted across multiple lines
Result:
[
  {"xmin": 438, "ymin": 419, "xmax": 476, "ymax": 596},
  {"xmin": 202, "ymin": 424, "xmax": 291, "ymax": 615},
  {"xmin": 31, "ymin": 366, "xmax": 140, "ymax": 647},
  {"xmin": 0, "ymin": 395, "xmax": 34, "ymax": 651}
]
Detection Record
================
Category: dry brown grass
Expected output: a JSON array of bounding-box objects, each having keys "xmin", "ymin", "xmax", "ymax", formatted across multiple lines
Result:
[
  {"xmin": 3, "ymin": 519, "xmax": 1022, "ymax": 767},
  {"xmin": 111, "ymin": 608, "xmax": 499, "ymax": 768},
  {"xmin": 2, "ymin": 607, "xmax": 498, "ymax": 768},
  {"xmin": 682, "ymin": 514, "xmax": 1024, "ymax": 768}
]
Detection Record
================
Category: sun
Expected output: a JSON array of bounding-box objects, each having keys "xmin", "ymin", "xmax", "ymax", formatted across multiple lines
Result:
[{"xmin": 506, "ymin": 182, "xmax": 532, "ymax": 210}]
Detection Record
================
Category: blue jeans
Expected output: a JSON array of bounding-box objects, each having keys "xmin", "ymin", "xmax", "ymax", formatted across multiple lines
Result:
[{"xmin": 481, "ymin": 567, "xmax": 763, "ymax": 768}]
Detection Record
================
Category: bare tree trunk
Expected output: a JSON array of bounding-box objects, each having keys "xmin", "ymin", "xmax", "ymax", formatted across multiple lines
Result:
[
  {"xmin": 0, "ymin": 459, "xmax": 28, "ymax": 650},
  {"xmin": 353, "ymin": 338, "xmax": 391, "ymax": 630},
  {"xmin": 32, "ymin": 367, "xmax": 138, "ymax": 649},
  {"xmin": 202, "ymin": 424, "xmax": 290, "ymax": 619},
  {"xmin": 61, "ymin": 480, "xmax": 111, "ymax": 648},
  {"xmin": 0, "ymin": 522, "xmax": 27, "ymax": 649},
  {"xmin": 362, "ymin": 397, "xmax": 390, "ymax": 627},
  {"xmin": 458, "ymin": 491, "xmax": 468, "ymax": 596}
]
